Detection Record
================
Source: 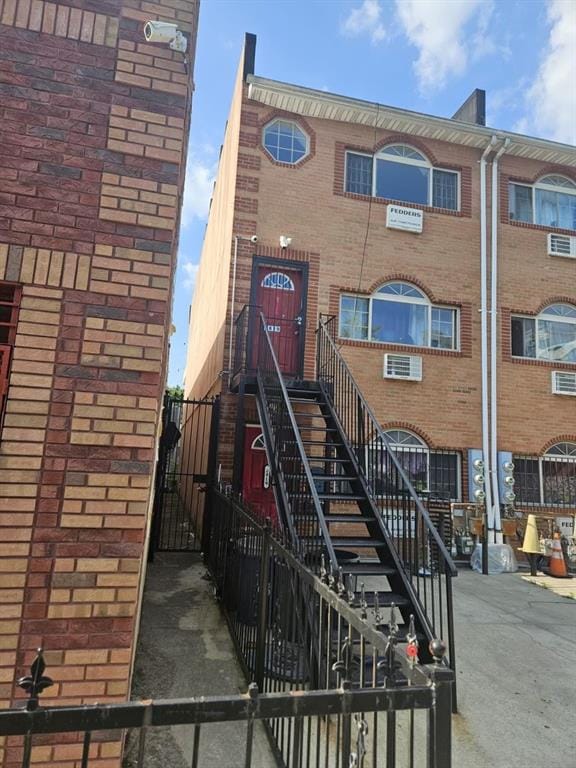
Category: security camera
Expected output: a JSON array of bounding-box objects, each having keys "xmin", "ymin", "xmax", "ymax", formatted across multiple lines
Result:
[
  {"xmin": 250, "ymin": 235, "xmax": 258, "ymax": 244},
  {"xmin": 144, "ymin": 21, "xmax": 187, "ymax": 53},
  {"xmin": 279, "ymin": 235, "xmax": 292, "ymax": 249}
]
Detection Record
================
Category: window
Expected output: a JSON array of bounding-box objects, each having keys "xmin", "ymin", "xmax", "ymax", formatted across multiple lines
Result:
[
  {"xmin": 367, "ymin": 430, "xmax": 460, "ymax": 500},
  {"xmin": 339, "ymin": 282, "xmax": 458, "ymax": 350},
  {"xmin": 0, "ymin": 283, "xmax": 20, "ymax": 425},
  {"xmin": 515, "ymin": 442, "xmax": 576, "ymax": 507},
  {"xmin": 251, "ymin": 433, "xmax": 265, "ymax": 450},
  {"xmin": 509, "ymin": 175, "xmax": 576, "ymax": 230},
  {"xmin": 345, "ymin": 144, "xmax": 459, "ymax": 211},
  {"xmin": 261, "ymin": 272, "xmax": 295, "ymax": 291},
  {"xmin": 511, "ymin": 303, "xmax": 576, "ymax": 363},
  {"xmin": 263, "ymin": 119, "xmax": 309, "ymax": 165}
]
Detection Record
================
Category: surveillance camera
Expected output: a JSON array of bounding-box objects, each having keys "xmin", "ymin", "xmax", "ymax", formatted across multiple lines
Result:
[
  {"xmin": 144, "ymin": 21, "xmax": 187, "ymax": 53},
  {"xmin": 279, "ymin": 235, "xmax": 292, "ymax": 249},
  {"xmin": 250, "ymin": 235, "xmax": 258, "ymax": 244}
]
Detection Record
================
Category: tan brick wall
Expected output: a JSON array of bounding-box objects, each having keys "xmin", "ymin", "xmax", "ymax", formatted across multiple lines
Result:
[
  {"xmin": 0, "ymin": 0, "xmax": 199, "ymax": 764},
  {"xmin": 186, "ymin": 75, "xmax": 576, "ymax": 491}
]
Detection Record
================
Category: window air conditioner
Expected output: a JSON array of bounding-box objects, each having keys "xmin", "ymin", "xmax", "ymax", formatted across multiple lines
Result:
[
  {"xmin": 547, "ymin": 233, "xmax": 576, "ymax": 258},
  {"xmin": 384, "ymin": 354, "xmax": 422, "ymax": 381},
  {"xmin": 552, "ymin": 371, "xmax": 576, "ymax": 396}
]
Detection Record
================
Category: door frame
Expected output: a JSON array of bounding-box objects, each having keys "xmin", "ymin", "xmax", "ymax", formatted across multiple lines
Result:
[{"xmin": 248, "ymin": 256, "xmax": 309, "ymax": 379}]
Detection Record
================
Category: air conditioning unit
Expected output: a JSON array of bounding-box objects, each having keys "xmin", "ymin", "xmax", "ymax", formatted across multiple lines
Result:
[
  {"xmin": 552, "ymin": 370, "xmax": 576, "ymax": 396},
  {"xmin": 547, "ymin": 233, "xmax": 576, "ymax": 258},
  {"xmin": 384, "ymin": 353, "xmax": 422, "ymax": 381}
]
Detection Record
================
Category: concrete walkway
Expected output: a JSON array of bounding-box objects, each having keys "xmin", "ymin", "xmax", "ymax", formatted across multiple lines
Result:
[
  {"xmin": 125, "ymin": 553, "xmax": 274, "ymax": 768},
  {"xmin": 452, "ymin": 569, "xmax": 576, "ymax": 768}
]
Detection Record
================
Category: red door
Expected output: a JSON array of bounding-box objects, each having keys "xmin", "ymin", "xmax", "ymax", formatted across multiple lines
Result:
[
  {"xmin": 242, "ymin": 426, "xmax": 278, "ymax": 525},
  {"xmin": 253, "ymin": 266, "xmax": 304, "ymax": 376}
]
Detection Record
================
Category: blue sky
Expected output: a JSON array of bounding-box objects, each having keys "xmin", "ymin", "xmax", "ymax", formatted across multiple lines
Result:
[{"xmin": 168, "ymin": 0, "xmax": 576, "ymax": 385}]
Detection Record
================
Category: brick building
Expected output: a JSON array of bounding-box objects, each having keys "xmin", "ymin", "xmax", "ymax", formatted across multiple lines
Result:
[
  {"xmin": 0, "ymin": 1, "xmax": 199, "ymax": 764},
  {"xmin": 185, "ymin": 35, "xmax": 576, "ymax": 548}
]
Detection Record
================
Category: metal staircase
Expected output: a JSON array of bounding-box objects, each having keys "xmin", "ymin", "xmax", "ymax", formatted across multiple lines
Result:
[{"xmin": 254, "ymin": 312, "xmax": 457, "ymax": 670}]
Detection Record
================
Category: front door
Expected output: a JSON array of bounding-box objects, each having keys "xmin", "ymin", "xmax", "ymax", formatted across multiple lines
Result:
[
  {"xmin": 253, "ymin": 265, "xmax": 305, "ymax": 376},
  {"xmin": 242, "ymin": 426, "xmax": 277, "ymax": 525}
]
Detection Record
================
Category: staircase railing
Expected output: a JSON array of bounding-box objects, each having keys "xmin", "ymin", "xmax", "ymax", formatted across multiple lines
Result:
[
  {"xmin": 316, "ymin": 316, "xmax": 457, "ymax": 669},
  {"xmin": 256, "ymin": 312, "xmax": 338, "ymax": 571}
]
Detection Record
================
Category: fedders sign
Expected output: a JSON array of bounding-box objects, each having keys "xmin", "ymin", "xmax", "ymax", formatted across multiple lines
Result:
[{"xmin": 386, "ymin": 204, "xmax": 423, "ymax": 233}]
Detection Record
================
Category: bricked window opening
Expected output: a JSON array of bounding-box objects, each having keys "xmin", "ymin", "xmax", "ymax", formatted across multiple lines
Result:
[
  {"xmin": 262, "ymin": 119, "xmax": 309, "ymax": 164},
  {"xmin": 509, "ymin": 175, "xmax": 576, "ymax": 230},
  {"xmin": 0, "ymin": 282, "xmax": 21, "ymax": 424},
  {"xmin": 367, "ymin": 429, "xmax": 461, "ymax": 501},
  {"xmin": 339, "ymin": 282, "xmax": 458, "ymax": 350},
  {"xmin": 511, "ymin": 303, "xmax": 576, "ymax": 363},
  {"xmin": 345, "ymin": 144, "xmax": 459, "ymax": 211},
  {"xmin": 514, "ymin": 442, "xmax": 576, "ymax": 507}
]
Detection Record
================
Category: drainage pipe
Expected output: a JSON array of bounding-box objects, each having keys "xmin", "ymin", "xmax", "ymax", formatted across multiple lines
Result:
[
  {"xmin": 480, "ymin": 136, "xmax": 497, "ymax": 533},
  {"xmin": 490, "ymin": 138, "xmax": 510, "ymax": 544}
]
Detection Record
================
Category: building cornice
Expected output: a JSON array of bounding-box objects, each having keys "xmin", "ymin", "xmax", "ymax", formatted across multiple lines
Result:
[{"xmin": 247, "ymin": 76, "xmax": 576, "ymax": 167}]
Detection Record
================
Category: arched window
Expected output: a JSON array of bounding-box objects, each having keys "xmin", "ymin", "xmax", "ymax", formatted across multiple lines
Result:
[
  {"xmin": 345, "ymin": 143, "xmax": 459, "ymax": 210},
  {"xmin": 509, "ymin": 174, "xmax": 576, "ymax": 230},
  {"xmin": 367, "ymin": 429, "xmax": 460, "ymax": 500},
  {"xmin": 515, "ymin": 442, "xmax": 576, "ymax": 507},
  {"xmin": 250, "ymin": 433, "xmax": 265, "ymax": 450},
  {"xmin": 339, "ymin": 281, "xmax": 458, "ymax": 350},
  {"xmin": 261, "ymin": 272, "xmax": 295, "ymax": 291},
  {"xmin": 262, "ymin": 119, "xmax": 309, "ymax": 165},
  {"xmin": 512, "ymin": 302, "xmax": 576, "ymax": 362}
]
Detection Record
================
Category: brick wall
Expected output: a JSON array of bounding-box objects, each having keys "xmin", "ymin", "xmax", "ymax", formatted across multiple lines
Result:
[
  {"xmin": 0, "ymin": 1, "xmax": 199, "ymax": 765},
  {"xmin": 186, "ymin": 67, "xmax": 576, "ymax": 495}
]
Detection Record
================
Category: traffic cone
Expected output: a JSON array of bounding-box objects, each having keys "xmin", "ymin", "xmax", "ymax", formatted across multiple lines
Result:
[
  {"xmin": 549, "ymin": 532, "xmax": 568, "ymax": 579},
  {"xmin": 519, "ymin": 514, "xmax": 541, "ymax": 576}
]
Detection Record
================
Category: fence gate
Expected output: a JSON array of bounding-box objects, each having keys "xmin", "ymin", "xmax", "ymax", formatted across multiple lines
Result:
[{"xmin": 150, "ymin": 393, "xmax": 219, "ymax": 554}]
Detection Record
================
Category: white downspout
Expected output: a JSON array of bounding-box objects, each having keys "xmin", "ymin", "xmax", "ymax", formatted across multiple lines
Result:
[
  {"xmin": 490, "ymin": 138, "xmax": 510, "ymax": 544},
  {"xmin": 480, "ymin": 136, "xmax": 497, "ymax": 535}
]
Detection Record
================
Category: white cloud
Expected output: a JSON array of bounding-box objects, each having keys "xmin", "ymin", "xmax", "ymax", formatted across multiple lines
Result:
[
  {"xmin": 395, "ymin": 0, "xmax": 492, "ymax": 92},
  {"xmin": 341, "ymin": 0, "xmax": 387, "ymax": 44},
  {"xmin": 522, "ymin": 0, "xmax": 576, "ymax": 144},
  {"xmin": 181, "ymin": 154, "xmax": 217, "ymax": 227},
  {"xmin": 181, "ymin": 261, "xmax": 199, "ymax": 292}
]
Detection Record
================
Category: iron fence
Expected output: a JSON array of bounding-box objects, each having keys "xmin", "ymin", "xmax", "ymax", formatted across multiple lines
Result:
[
  {"xmin": 316, "ymin": 317, "xmax": 457, "ymax": 674},
  {"xmin": 150, "ymin": 393, "xmax": 219, "ymax": 554},
  {"xmin": 514, "ymin": 454, "xmax": 576, "ymax": 508},
  {"xmin": 204, "ymin": 488, "xmax": 454, "ymax": 767}
]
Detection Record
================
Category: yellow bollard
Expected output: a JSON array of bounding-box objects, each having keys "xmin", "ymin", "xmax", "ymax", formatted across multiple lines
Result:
[{"xmin": 519, "ymin": 514, "xmax": 541, "ymax": 576}]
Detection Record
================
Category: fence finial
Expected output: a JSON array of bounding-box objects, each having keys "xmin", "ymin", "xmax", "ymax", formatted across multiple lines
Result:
[
  {"xmin": 17, "ymin": 648, "xmax": 53, "ymax": 711},
  {"xmin": 429, "ymin": 639, "xmax": 447, "ymax": 665}
]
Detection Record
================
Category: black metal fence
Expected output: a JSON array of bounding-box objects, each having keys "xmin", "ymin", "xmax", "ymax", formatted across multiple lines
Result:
[
  {"xmin": 316, "ymin": 317, "xmax": 457, "ymax": 673},
  {"xmin": 204, "ymin": 489, "xmax": 454, "ymax": 767},
  {"xmin": 150, "ymin": 393, "xmax": 219, "ymax": 554},
  {"xmin": 514, "ymin": 454, "xmax": 576, "ymax": 508}
]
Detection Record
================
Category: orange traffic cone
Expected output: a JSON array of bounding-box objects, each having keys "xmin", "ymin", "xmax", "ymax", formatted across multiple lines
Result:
[{"xmin": 549, "ymin": 532, "xmax": 568, "ymax": 578}]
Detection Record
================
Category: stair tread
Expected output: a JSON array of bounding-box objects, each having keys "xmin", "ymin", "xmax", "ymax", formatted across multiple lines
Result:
[
  {"xmin": 358, "ymin": 592, "xmax": 410, "ymax": 607},
  {"xmin": 342, "ymin": 562, "xmax": 394, "ymax": 575},
  {"xmin": 317, "ymin": 493, "xmax": 364, "ymax": 501},
  {"xmin": 330, "ymin": 537, "xmax": 386, "ymax": 548},
  {"xmin": 324, "ymin": 514, "xmax": 373, "ymax": 522}
]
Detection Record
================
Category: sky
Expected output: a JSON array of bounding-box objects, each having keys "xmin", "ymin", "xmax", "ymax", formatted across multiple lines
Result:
[{"xmin": 167, "ymin": 0, "xmax": 576, "ymax": 385}]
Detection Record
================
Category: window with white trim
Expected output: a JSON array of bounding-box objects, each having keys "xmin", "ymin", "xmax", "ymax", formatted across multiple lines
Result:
[
  {"xmin": 339, "ymin": 282, "xmax": 458, "ymax": 350},
  {"xmin": 263, "ymin": 119, "xmax": 309, "ymax": 165},
  {"xmin": 509, "ymin": 175, "xmax": 576, "ymax": 230},
  {"xmin": 345, "ymin": 144, "xmax": 459, "ymax": 211},
  {"xmin": 261, "ymin": 272, "xmax": 295, "ymax": 291},
  {"xmin": 511, "ymin": 303, "xmax": 576, "ymax": 363},
  {"xmin": 367, "ymin": 429, "xmax": 461, "ymax": 500},
  {"xmin": 514, "ymin": 442, "xmax": 576, "ymax": 507}
]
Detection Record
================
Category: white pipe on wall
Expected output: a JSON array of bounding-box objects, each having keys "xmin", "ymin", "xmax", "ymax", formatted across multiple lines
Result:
[
  {"xmin": 490, "ymin": 138, "xmax": 510, "ymax": 544},
  {"xmin": 480, "ymin": 136, "xmax": 497, "ymax": 532}
]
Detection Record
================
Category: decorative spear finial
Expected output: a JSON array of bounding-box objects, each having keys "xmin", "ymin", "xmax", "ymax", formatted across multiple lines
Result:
[{"xmin": 17, "ymin": 649, "xmax": 53, "ymax": 711}]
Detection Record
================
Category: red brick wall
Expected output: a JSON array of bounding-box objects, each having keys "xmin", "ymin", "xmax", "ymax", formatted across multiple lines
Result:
[{"xmin": 0, "ymin": 1, "xmax": 198, "ymax": 765}]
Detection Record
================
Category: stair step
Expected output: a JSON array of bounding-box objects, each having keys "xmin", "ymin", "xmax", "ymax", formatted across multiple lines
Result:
[
  {"xmin": 308, "ymin": 457, "xmax": 352, "ymax": 465},
  {"xmin": 284, "ymin": 474, "xmax": 355, "ymax": 482},
  {"xmin": 342, "ymin": 561, "xmax": 395, "ymax": 576},
  {"xmin": 324, "ymin": 514, "xmax": 373, "ymax": 523},
  {"xmin": 330, "ymin": 537, "xmax": 386, "ymax": 548},
  {"xmin": 296, "ymin": 426, "xmax": 338, "ymax": 432},
  {"xmin": 317, "ymin": 493, "xmax": 364, "ymax": 501},
  {"xmin": 358, "ymin": 591, "xmax": 410, "ymax": 608}
]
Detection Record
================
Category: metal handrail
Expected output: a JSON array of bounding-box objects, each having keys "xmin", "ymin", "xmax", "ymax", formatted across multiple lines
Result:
[
  {"xmin": 317, "ymin": 316, "xmax": 457, "ymax": 575},
  {"xmin": 257, "ymin": 313, "xmax": 338, "ymax": 570}
]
